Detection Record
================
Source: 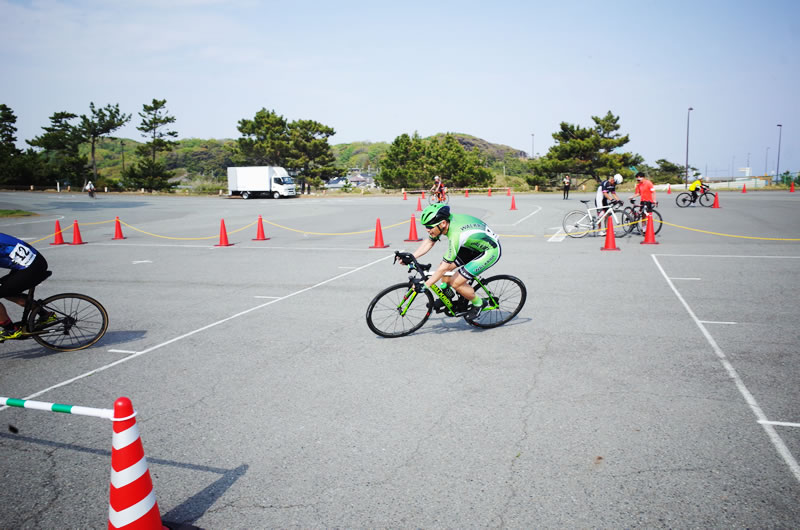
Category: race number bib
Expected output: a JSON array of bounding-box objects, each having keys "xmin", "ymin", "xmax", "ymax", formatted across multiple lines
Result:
[{"xmin": 9, "ymin": 243, "xmax": 35, "ymax": 268}]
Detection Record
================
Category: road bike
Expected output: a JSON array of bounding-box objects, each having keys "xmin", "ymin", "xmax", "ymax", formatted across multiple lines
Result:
[
  {"xmin": 676, "ymin": 187, "xmax": 715, "ymax": 207},
  {"xmin": 562, "ymin": 200, "xmax": 632, "ymax": 238},
  {"xmin": 1, "ymin": 271, "xmax": 109, "ymax": 351},
  {"xmin": 622, "ymin": 199, "xmax": 663, "ymax": 235},
  {"xmin": 428, "ymin": 189, "xmax": 449, "ymax": 205},
  {"xmin": 366, "ymin": 251, "xmax": 526, "ymax": 337}
]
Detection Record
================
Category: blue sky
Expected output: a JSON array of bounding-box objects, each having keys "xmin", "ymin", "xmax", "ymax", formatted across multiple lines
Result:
[{"xmin": 2, "ymin": 0, "xmax": 797, "ymax": 177}]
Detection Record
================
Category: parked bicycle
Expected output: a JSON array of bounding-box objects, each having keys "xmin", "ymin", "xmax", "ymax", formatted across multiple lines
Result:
[
  {"xmin": 676, "ymin": 186, "xmax": 716, "ymax": 207},
  {"xmin": 562, "ymin": 200, "xmax": 632, "ymax": 238},
  {"xmin": 623, "ymin": 199, "xmax": 663, "ymax": 235},
  {"xmin": 1, "ymin": 271, "xmax": 108, "ymax": 351},
  {"xmin": 366, "ymin": 251, "xmax": 526, "ymax": 337}
]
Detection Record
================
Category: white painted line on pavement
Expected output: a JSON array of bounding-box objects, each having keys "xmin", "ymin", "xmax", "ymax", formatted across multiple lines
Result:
[
  {"xmin": 699, "ymin": 320, "xmax": 737, "ymax": 325},
  {"xmin": 670, "ymin": 277, "xmax": 701, "ymax": 281},
  {"xmin": 547, "ymin": 228, "xmax": 567, "ymax": 242},
  {"xmin": 254, "ymin": 296, "xmax": 281, "ymax": 299},
  {"xmin": 1, "ymin": 253, "xmax": 393, "ymax": 411},
  {"xmin": 108, "ymin": 349, "xmax": 138, "ymax": 354},
  {"xmin": 760, "ymin": 421, "xmax": 800, "ymax": 428},
  {"xmin": 652, "ymin": 254, "xmax": 800, "ymax": 484}
]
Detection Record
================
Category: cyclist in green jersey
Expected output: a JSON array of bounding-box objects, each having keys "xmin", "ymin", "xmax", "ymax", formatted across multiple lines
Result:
[{"xmin": 405, "ymin": 203, "xmax": 502, "ymax": 321}]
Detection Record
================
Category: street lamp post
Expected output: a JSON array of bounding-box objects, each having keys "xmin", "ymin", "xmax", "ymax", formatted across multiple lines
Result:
[
  {"xmin": 765, "ymin": 146, "xmax": 769, "ymax": 176},
  {"xmin": 776, "ymin": 124, "xmax": 783, "ymax": 182},
  {"xmin": 531, "ymin": 133, "xmax": 535, "ymax": 159},
  {"xmin": 120, "ymin": 139, "xmax": 125, "ymax": 172},
  {"xmin": 685, "ymin": 107, "xmax": 693, "ymax": 188}
]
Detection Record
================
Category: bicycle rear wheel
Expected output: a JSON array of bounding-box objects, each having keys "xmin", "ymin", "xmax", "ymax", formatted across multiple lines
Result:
[
  {"xmin": 366, "ymin": 283, "xmax": 433, "ymax": 337},
  {"xmin": 638, "ymin": 209, "xmax": 663, "ymax": 235},
  {"xmin": 622, "ymin": 207, "xmax": 639, "ymax": 234},
  {"xmin": 699, "ymin": 192, "xmax": 715, "ymax": 207},
  {"xmin": 27, "ymin": 293, "xmax": 108, "ymax": 351},
  {"xmin": 563, "ymin": 211, "xmax": 594, "ymax": 238},
  {"xmin": 467, "ymin": 275, "xmax": 527, "ymax": 329},
  {"xmin": 676, "ymin": 193, "xmax": 692, "ymax": 208}
]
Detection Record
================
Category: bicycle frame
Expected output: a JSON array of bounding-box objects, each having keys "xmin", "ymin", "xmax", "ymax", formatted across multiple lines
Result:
[{"xmin": 585, "ymin": 203, "xmax": 624, "ymax": 228}]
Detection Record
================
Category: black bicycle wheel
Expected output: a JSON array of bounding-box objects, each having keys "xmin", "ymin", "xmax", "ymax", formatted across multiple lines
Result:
[
  {"xmin": 622, "ymin": 207, "xmax": 639, "ymax": 234},
  {"xmin": 699, "ymin": 192, "xmax": 715, "ymax": 207},
  {"xmin": 612, "ymin": 211, "xmax": 629, "ymax": 238},
  {"xmin": 27, "ymin": 293, "xmax": 108, "ymax": 352},
  {"xmin": 676, "ymin": 193, "xmax": 692, "ymax": 208},
  {"xmin": 366, "ymin": 283, "xmax": 433, "ymax": 338},
  {"xmin": 638, "ymin": 209, "xmax": 663, "ymax": 235},
  {"xmin": 563, "ymin": 211, "xmax": 593, "ymax": 238},
  {"xmin": 467, "ymin": 275, "xmax": 527, "ymax": 329}
]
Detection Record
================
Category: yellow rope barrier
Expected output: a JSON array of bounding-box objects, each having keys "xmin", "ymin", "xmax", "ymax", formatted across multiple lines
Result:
[{"xmin": 261, "ymin": 218, "xmax": 409, "ymax": 236}]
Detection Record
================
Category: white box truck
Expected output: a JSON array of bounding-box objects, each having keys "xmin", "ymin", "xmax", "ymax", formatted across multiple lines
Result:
[{"xmin": 227, "ymin": 166, "xmax": 297, "ymax": 199}]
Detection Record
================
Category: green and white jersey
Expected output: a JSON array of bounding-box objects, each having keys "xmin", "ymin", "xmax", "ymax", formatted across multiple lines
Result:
[{"xmin": 431, "ymin": 214, "xmax": 500, "ymax": 262}]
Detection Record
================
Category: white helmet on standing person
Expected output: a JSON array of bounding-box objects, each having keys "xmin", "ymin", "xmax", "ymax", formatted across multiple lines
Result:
[{"xmin": 613, "ymin": 173, "xmax": 623, "ymax": 184}]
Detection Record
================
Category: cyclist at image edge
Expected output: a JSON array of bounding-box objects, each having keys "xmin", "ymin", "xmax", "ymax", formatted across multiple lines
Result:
[
  {"xmin": 406, "ymin": 204, "xmax": 501, "ymax": 321},
  {"xmin": 630, "ymin": 172, "xmax": 656, "ymax": 211},
  {"xmin": 430, "ymin": 175, "xmax": 446, "ymax": 201},
  {"xmin": 688, "ymin": 175, "xmax": 708, "ymax": 203},
  {"xmin": 595, "ymin": 173, "xmax": 623, "ymax": 221},
  {"xmin": 0, "ymin": 233, "xmax": 50, "ymax": 340}
]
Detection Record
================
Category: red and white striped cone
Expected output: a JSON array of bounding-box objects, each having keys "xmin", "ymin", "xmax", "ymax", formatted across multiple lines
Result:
[{"xmin": 108, "ymin": 397, "xmax": 165, "ymax": 530}]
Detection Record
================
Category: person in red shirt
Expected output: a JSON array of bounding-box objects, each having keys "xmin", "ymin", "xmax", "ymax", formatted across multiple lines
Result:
[{"xmin": 630, "ymin": 172, "xmax": 656, "ymax": 212}]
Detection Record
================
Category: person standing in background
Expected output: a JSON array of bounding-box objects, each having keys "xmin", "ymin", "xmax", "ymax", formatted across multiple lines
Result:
[{"xmin": 562, "ymin": 174, "xmax": 571, "ymax": 200}]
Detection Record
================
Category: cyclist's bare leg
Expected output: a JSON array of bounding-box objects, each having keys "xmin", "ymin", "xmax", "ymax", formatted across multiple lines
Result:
[
  {"xmin": 0, "ymin": 296, "xmax": 27, "ymax": 323},
  {"xmin": 451, "ymin": 272, "xmax": 478, "ymax": 302}
]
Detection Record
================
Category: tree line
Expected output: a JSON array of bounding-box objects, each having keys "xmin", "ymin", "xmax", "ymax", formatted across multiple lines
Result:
[{"xmin": 1, "ymin": 101, "xmax": 694, "ymax": 192}]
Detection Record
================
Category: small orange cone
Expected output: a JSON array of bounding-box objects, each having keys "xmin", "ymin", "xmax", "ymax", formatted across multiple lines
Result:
[
  {"xmin": 640, "ymin": 212, "xmax": 659, "ymax": 245},
  {"xmin": 712, "ymin": 193, "xmax": 721, "ymax": 208},
  {"xmin": 600, "ymin": 216, "xmax": 620, "ymax": 251},
  {"xmin": 404, "ymin": 215, "xmax": 422, "ymax": 242},
  {"xmin": 215, "ymin": 219, "xmax": 233, "ymax": 246},
  {"xmin": 108, "ymin": 397, "xmax": 166, "ymax": 530},
  {"xmin": 667, "ymin": 184, "xmax": 672, "ymax": 194},
  {"xmin": 369, "ymin": 218, "xmax": 389, "ymax": 248},
  {"xmin": 70, "ymin": 220, "xmax": 86, "ymax": 245},
  {"xmin": 465, "ymin": 189, "xmax": 469, "ymax": 198},
  {"xmin": 50, "ymin": 220, "xmax": 66, "ymax": 245},
  {"xmin": 791, "ymin": 181, "xmax": 795, "ymax": 192},
  {"xmin": 253, "ymin": 215, "xmax": 269, "ymax": 241},
  {"xmin": 741, "ymin": 184, "xmax": 747, "ymax": 193},
  {"xmin": 510, "ymin": 195, "xmax": 518, "ymax": 210},
  {"xmin": 506, "ymin": 187, "xmax": 511, "ymax": 196},
  {"xmin": 403, "ymin": 189, "xmax": 407, "ymax": 200},
  {"xmin": 488, "ymin": 187, "xmax": 492, "ymax": 197},
  {"xmin": 113, "ymin": 217, "xmax": 126, "ymax": 240},
  {"xmin": 416, "ymin": 197, "xmax": 423, "ymax": 212},
  {"xmin": 421, "ymin": 190, "xmax": 426, "ymax": 199}
]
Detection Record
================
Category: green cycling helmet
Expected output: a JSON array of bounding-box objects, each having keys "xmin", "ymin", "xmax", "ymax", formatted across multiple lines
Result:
[{"xmin": 420, "ymin": 203, "xmax": 451, "ymax": 227}]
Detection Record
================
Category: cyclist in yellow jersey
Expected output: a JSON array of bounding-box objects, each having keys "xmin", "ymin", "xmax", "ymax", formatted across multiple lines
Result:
[{"xmin": 688, "ymin": 176, "xmax": 708, "ymax": 203}]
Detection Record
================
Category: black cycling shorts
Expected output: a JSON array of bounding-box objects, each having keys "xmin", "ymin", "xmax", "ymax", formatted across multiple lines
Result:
[{"xmin": 0, "ymin": 254, "xmax": 49, "ymax": 298}]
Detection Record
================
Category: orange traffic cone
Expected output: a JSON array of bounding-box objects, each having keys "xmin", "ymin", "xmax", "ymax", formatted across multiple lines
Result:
[
  {"xmin": 50, "ymin": 220, "xmax": 66, "ymax": 245},
  {"xmin": 465, "ymin": 189, "xmax": 469, "ymax": 198},
  {"xmin": 108, "ymin": 397, "xmax": 165, "ymax": 530},
  {"xmin": 113, "ymin": 217, "xmax": 126, "ymax": 240},
  {"xmin": 741, "ymin": 184, "xmax": 747, "ymax": 193},
  {"xmin": 600, "ymin": 216, "xmax": 620, "ymax": 251},
  {"xmin": 640, "ymin": 212, "xmax": 659, "ymax": 245},
  {"xmin": 510, "ymin": 195, "xmax": 518, "ymax": 210},
  {"xmin": 215, "ymin": 219, "xmax": 233, "ymax": 247},
  {"xmin": 712, "ymin": 193, "xmax": 721, "ymax": 208},
  {"xmin": 421, "ymin": 191, "xmax": 426, "ymax": 199},
  {"xmin": 253, "ymin": 215, "xmax": 269, "ymax": 241},
  {"xmin": 506, "ymin": 187, "xmax": 511, "ymax": 196},
  {"xmin": 403, "ymin": 189, "xmax": 407, "ymax": 200},
  {"xmin": 488, "ymin": 187, "xmax": 492, "ymax": 197},
  {"xmin": 369, "ymin": 218, "xmax": 389, "ymax": 248},
  {"xmin": 416, "ymin": 197, "xmax": 423, "ymax": 212},
  {"xmin": 667, "ymin": 184, "xmax": 672, "ymax": 194},
  {"xmin": 405, "ymin": 215, "xmax": 422, "ymax": 242},
  {"xmin": 70, "ymin": 220, "xmax": 86, "ymax": 245},
  {"xmin": 791, "ymin": 181, "xmax": 795, "ymax": 192}
]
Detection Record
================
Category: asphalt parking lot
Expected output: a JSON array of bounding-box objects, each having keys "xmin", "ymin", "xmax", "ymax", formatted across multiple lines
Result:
[{"xmin": 1, "ymin": 189, "xmax": 799, "ymax": 528}]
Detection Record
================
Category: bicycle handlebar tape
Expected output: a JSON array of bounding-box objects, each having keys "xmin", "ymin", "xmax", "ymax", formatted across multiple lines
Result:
[
  {"xmin": 404, "ymin": 215, "xmax": 422, "ymax": 242},
  {"xmin": 370, "ymin": 218, "xmax": 390, "ymax": 248},
  {"xmin": 641, "ymin": 212, "xmax": 659, "ymax": 245},
  {"xmin": 50, "ymin": 220, "xmax": 66, "ymax": 245},
  {"xmin": 108, "ymin": 397, "xmax": 166, "ymax": 530},
  {"xmin": 600, "ymin": 216, "xmax": 621, "ymax": 251},
  {"xmin": 215, "ymin": 219, "xmax": 234, "ymax": 247},
  {"xmin": 113, "ymin": 217, "xmax": 126, "ymax": 240},
  {"xmin": 712, "ymin": 193, "xmax": 721, "ymax": 208},
  {"xmin": 252, "ymin": 215, "xmax": 270, "ymax": 241},
  {"xmin": 70, "ymin": 220, "xmax": 86, "ymax": 245}
]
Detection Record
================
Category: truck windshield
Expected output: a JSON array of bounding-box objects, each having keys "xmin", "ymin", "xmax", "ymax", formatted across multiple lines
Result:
[{"xmin": 274, "ymin": 177, "xmax": 294, "ymax": 185}]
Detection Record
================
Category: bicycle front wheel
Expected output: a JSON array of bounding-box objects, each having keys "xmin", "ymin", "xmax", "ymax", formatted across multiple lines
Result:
[
  {"xmin": 699, "ymin": 192, "xmax": 715, "ymax": 207},
  {"xmin": 676, "ymin": 193, "xmax": 692, "ymax": 208},
  {"xmin": 639, "ymin": 209, "xmax": 663, "ymax": 235},
  {"xmin": 28, "ymin": 293, "xmax": 109, "ymax": 352},
  {"xmin": 366, "ymin": 283, "xmax": 433, "ymax": 338},
  {"xmin": 468, "ymin": 275, "xmax": 527, "ymax": 329},
  {"xmin": 622, "ymin": 207, "xmax": 639, "ymax": 234},
  {"xmin": 563, "ymin": 211, "xmax": 593, "ymax": 238}
]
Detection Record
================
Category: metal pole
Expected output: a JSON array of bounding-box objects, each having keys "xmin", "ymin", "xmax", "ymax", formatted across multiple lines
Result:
[
  {"xmin": 765, "ymin": 147, "xmax": 769, "ymax": 176},
  {"xmin": 776, "ymin": 124, "xmax": 783, "ymax": 181},
  {"xmin": 531, "ymin": 133, "xmax": 535, "ymax": 159},
  {"xmin": 685, "ymin": 107, "xmax": 693, "ymax": 188}
]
